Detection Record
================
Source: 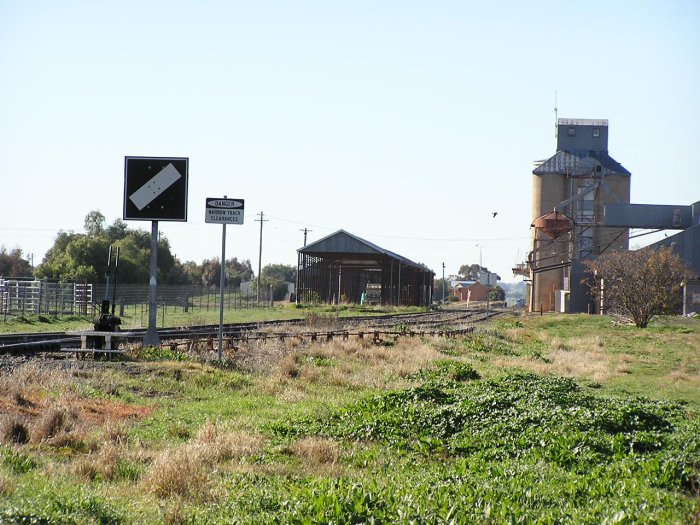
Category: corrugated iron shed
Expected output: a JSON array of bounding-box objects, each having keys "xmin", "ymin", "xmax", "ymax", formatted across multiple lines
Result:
[{"xmin": 297, "ymin": 230, "xmax": 434, "ymax": 306}]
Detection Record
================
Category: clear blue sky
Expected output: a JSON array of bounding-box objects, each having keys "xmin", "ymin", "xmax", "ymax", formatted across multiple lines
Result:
[{"xmin": 1, "ymin": 0, "xmax": 699, "ymax": 282}]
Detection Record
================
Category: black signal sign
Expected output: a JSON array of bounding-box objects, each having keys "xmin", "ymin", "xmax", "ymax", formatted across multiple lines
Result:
[{"xmin": 123, "ymin": 157, "xmax": 188, "ymax": 221}]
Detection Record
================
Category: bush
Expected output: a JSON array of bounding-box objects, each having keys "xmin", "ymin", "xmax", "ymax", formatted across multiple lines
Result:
[{"xmin": 0, "ymin": 416, "xmax": 30, "ymax": 445}]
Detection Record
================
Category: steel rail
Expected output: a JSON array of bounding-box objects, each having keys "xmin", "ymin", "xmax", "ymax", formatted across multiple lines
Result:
[{"xmin": 0, "ymin": 308, "xmax": 505, "ymax": 356}]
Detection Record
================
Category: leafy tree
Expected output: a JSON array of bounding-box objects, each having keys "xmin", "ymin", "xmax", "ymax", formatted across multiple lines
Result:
[
  {"xmin": 36, "ymin": 211, "xmax": 184, "ymax": 285},
  {"xmin": 258, "ymin": 264, "xmax": 296, "ymax": 301},
  {"xmin": 181, "ymin": 260, "xmax": 204, "ymax": 285},
  {"xmin": 84, "ymin": 210, "xmax": 106, "ymax": 237},
  {"xmin": 458, "ymin": 264, "xmax": 483, "ymax": 280},
  {"xmin": 34, "ymin": 210, "xmax": 256, "ymax": 287},
  {"xmin": 261, "ymin": 264, "xmax": 296, "ymax": 283},
  {"xmin": 35, "ymin": 231, "xmax": 106, "ymax": 282},
  {"xmin": 226, "ymin": 258, "xmax": 254, "ymax": 287},
  {"xmin": 583, "ymin": 245, "xmax": 695, "ymax": 328},
  {"xmin": 197, "ymin": 258, "xmax": 221, "ymax": 286},
  {"xmin": 0, "ymin": 247, "xmax": 33, "ymax": 277},
  {"xmin": 433, "ymin": 277, "xmax": 451, "ymax": 302},
  {"xmin": 489, "ymin": 285, "xmax": 506, "ymax": 302},
  {"xmin": 105, "ymin": 219, "xmax": 129, "ymax": 242}
]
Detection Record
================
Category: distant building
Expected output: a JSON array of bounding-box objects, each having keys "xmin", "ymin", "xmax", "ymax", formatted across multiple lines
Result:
[
  {"xmin": 451, "ymin": 281, "xmax": 488, "ymax": 302},
  {"xmin": 476, "ymin": 270, "xmax": 499, "ymax": 287}
]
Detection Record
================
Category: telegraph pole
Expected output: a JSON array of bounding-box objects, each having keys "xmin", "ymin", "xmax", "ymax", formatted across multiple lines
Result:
[
  {"xmin": 442, "ymin": 262, "xmax": 446, "ymax": 304},
  {"xmin": 255, "ymin": 212, "xmax": 268, "ymax": 303},
  {"xmin": 300, "ymin": 228, "xmax": 312, "ymax": 246}
]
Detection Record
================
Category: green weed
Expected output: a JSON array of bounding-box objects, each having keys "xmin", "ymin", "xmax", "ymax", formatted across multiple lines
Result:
[{"xmin": 0, "ymin": 446, "xmax": 36, "ymax": 474}]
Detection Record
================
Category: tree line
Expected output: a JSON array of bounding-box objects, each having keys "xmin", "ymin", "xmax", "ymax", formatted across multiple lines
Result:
[{"xmin": 1, "ymin": 211, "xmax": 296, "ymax": 296}]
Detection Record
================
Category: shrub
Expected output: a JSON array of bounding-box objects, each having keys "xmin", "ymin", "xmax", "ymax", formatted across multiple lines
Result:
[
  {"xmin": 0, "ymin": 416, "xmax": 30, "ymax": 445},
  {"xmin": 32, "ymin": 405, "xmax": 79, "ymax": 443}
]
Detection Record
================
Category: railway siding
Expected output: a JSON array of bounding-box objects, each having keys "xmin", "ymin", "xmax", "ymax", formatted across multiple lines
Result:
[{"xmin": 0, "ymin": 308, "xmax": 503, "ymax": 359}]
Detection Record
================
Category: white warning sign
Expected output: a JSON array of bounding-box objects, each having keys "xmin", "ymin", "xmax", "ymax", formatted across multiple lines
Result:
[{"xmin": 205, "ymin": 198, "xmax": 244, "ymax": 224}]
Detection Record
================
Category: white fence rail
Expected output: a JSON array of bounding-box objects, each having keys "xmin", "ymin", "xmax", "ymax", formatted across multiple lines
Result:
[{"xmin": 0, "ymin": 279, "xmax": 93, "ymax": 316}]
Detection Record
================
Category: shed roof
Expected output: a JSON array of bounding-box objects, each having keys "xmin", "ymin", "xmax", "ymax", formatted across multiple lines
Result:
[
  {"xmin": 452, "ymin": 280, "xmax": 486, "ymax": 288},
  {"xmin": 299, "ymin": 230, "xmax": 431, "ymax": 272}
]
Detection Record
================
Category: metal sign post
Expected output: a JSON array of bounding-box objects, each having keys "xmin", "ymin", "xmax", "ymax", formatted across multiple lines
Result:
[
  {"xmin": 206, "ymin": 197, "xmax": 244, "ymax": 360},
  {"xmin": 218, "ymin": 221, "xmax": 227, "ymax": 360},
  {"xmin": 124, "ymin": 156, "xmax": 189, "ymax": 348},
  {"xmin": 144, "ymin": 221, "xmax": 160, "ymax": 347}
]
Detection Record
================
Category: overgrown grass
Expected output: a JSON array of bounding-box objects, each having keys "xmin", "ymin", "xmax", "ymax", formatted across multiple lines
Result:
[{"xmin": 0, "ymin": 313, "xmax": 698, "ymax": 523}]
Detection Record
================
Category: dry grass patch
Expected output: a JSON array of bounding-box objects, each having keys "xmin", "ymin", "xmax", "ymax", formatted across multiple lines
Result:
[
  {"xmin": 328, "ymin": 364, "xmax": 356, "ymax": 388},
  {"xmin": 288, "ymin": 436, "xmax": 341, "ymax": 466},
  {"xmin": 350, "ymin": 337, "xmax": 443, "ymax": 387},
  {"xmin": 144, "ymin": 443, "xmax": 212, "ymax": 500},
  {"xmin": 235, "ymin": 339, "xmax": 293, "ymax": 374},
  {"xmin": 194, "ymin": 420, "xmax": 264, "ymax": 462},
  {"xmin": 159, "ymin": 499, "xmax": 191, "ymax": 525},
  {"xmin": 0, "ymin": 362, "xmax": 153, "ymax": 448},
  {"xmin": 548, "ymin": 348, "xmax": 613, "ymax": 381},
  {"xmin": 274, "ymin": 386, "xmax": 309, "ymax": 403},
  {"xmin": 486, "ymin": 332, "xmax": 614, "ymax": 382},
  {"xmin": 72, "ymin": 442, "xmax": 125, "ymax": 481},
  {"xmin": 299, "ymin": 365, "xmax": 322, "ymax": 383},
  {"xmin": 0, "ymin": 362, "xmax": 73, "ymax": 398},
  {"xmin": 278, "ymin": 352, "xmax": 303, "ymax": 379},
  {"xmin": 667, "ymin": 369, "xmax": 693, "ymax": 384},
  {"xmin": 666, "ymin": 352, "xmax": 700, "ymax": 386},
  {"xmin": 31, "ymin": 404, "xmax": 80, "ymax": 443},
  {"xmin": 0, "ymin": 474, "xmax": 14, "ymax": 496},
  {"xmin": 244, "ymin": 334, "xmax": 445, "ymax": 393},
  {"xmin": 144, "ymin": 421, "xmax": 264, "ymax": 500},
  {"xmin": 542, "ymin": 334, "xmax": 605, "ymax": 353},
  {"xmin": 493, "ymin": 347, "xmax": 614, "ymax": 383},
  {"xmin": 103, "ymin": 421, "xmax": 130, "ymax": 446}
]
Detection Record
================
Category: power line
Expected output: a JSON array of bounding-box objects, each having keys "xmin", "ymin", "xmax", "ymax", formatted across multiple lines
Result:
[{"xmin": 263, "ymin": 213, "xmax": 528, "ymax": 243}]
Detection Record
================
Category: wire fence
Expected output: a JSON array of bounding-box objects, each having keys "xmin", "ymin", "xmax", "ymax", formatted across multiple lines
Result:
[{"xmin": 1, "ymin": 279, "xmax": 278, "ymax": 321}]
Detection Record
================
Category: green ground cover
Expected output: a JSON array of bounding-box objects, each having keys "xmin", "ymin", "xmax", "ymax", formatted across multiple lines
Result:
[{"xmin": 0, "ymin": 313, "xmax": 698, "ymax": 523}]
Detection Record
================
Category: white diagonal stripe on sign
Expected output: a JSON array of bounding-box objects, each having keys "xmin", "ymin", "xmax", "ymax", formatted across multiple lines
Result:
[{"xmin": 129, "ymin": 163, "xmax": 181, "ymax": 211}]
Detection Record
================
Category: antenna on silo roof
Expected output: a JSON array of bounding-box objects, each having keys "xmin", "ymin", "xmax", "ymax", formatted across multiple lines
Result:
[{"xmin": 554, "ymin": 90, "xmax": 559, "ymax": 140}]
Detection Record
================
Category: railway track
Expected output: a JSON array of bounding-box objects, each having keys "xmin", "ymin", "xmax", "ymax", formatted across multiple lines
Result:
[{"xmin": 0, "ymin": 307, "xmax": 504, "ymax": 357}]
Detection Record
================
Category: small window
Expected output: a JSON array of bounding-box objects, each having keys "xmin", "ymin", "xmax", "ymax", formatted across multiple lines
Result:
[
  {"xmin": 568, "ymin": 127, "xmax": 576, "ymax": 137},
  {"xmin": 592, "ymin": 128, "xmax": 600, "ymax": 138}
]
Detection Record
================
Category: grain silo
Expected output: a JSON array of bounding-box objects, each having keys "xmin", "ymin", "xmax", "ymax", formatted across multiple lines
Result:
[{"xmin": 528, "ymin": 118, "xmax": 631, "ymax": 313}]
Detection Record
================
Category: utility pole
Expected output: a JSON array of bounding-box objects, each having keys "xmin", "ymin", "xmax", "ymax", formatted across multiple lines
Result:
[
  {"xmin": 442, "ymin": 262, "xmax": 446, "ymax": 304},
  {"xmin": 255, "ymin": 212, "xmax": 268, "ymax": 304},
  {"xmin": 477, "ymin": 244, "xmax": 490, "ymax": 315},
  {"xmin": 300, "ymin": 228, "xmax": 312, "ymax": 246}
]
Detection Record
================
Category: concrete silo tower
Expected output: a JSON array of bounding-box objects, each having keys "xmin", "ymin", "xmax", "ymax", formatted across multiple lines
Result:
[{"xmin": 528, "ymin": 118, "xmax": 631, "ymax": 313}]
